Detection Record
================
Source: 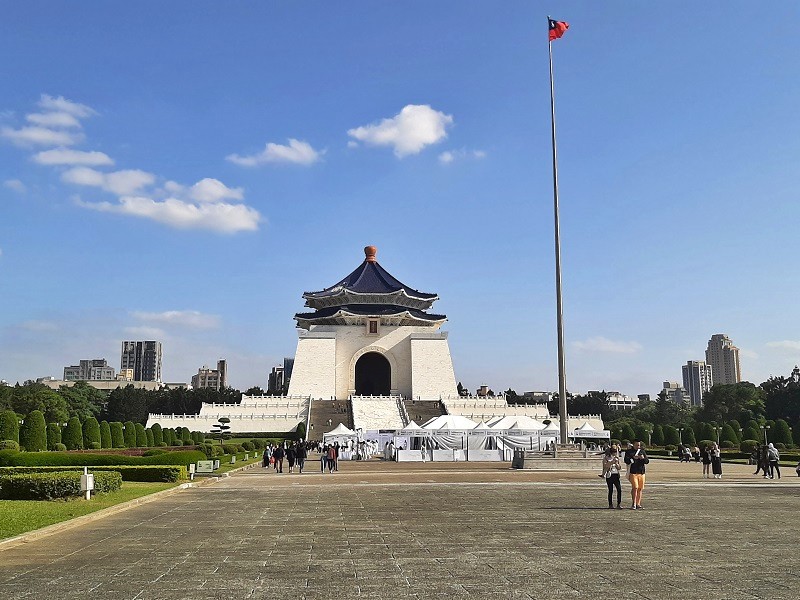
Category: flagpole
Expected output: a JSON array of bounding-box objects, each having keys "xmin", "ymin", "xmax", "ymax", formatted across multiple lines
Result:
[{"xmin": 548, "ymin": 17, "xmax": 569, "ymax": 445}]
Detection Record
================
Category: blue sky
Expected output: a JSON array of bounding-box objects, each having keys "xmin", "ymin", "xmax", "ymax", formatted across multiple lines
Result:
[{"xmin": 2, "ymin": 2, "xmax": 800, "ymax": 396}]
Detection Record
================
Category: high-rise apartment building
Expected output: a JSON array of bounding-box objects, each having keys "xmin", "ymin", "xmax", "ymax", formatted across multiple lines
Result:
[
  {"xmin": 682, "ymin": 360, "xmax": 713, "ymax": 406},
  {"xmin": 267, "ymin": 358, "xmax": 294, "ymax": 395},
  {"xmin": 64, "ymin": 358, "xmax": 116, "ymax": 381},
  {"xmin": 191, "ymin": 359, "xmax": 228, "ymax": 391},
  {"xmin": 705, "ymin": 334, "xmax": 741, "ymax": 386},
  {"xmin": 121, "ymin": 341, "xmax": 162, "ymax": 382}
]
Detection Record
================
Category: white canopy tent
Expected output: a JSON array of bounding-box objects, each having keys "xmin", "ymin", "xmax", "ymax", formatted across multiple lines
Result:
[{"xmin": 323, "ymin": 422, "xmax": 357, "ymax": 445}]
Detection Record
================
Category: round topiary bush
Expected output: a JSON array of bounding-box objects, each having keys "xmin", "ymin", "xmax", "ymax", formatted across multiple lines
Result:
[
  {"xmin": 0, "ymin": 440, "xmax": 20, "ymax": 451},
  {"xmin": 20, "ymin": 410, "xmax": 47, "ymax": 452},
  {"xmin": 143, "ymin": 448, "xmax": 166, "ymax": 456},
  {"xmin": 740, "ymin": 439, "xmax": 760, "ymax": 453},
  {"xmin": 774, "ymin": 442, "xmax": 786, "ymax": 450},
  {"xmin": 199, "ymin": 444, "xmax": 215, "ymax": 458},
  {"xmin": 53, "ymin": 443, "xmax": 67, "ymax": 451},
  {"xmin": 172, "ymin": 439, "xmax": 183, "ymax": 446},
  {"xmin": 664, "ymin": 444, "xmax": 677, "ymax": 452},
  {"xmin": 720, "ymin": 440, "xmax": 735, "ymax": 449},
  {"xmin": 63, "ymin": 417, "xmax": 84, "ymax": 450},
  {"xmin": 699, "ymin": 439, "xmax": 715, "ymax": 449},
  {"xmin": 89, "ymin": 441, "xmax": 101, "ymax": 450},
  {"xmin": 620, "ymin": 439, "xmax": 630, "ymax": 447},
  {"xmin": 158, "ymin": 442, "xmax": 168, "ymax": 447},
  {"xmin": 82, "ymin": 417, "xmax": 101, "ymax": 449},
  {"xmin": 0, "ymin": 411, "xmax": 20, "ymax": 444},
  {"xmin": 242, "ymin": 441, "xmax": 254, "ymax": 451}
]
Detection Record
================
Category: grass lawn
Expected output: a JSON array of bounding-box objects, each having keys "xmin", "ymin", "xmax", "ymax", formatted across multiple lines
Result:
[{"xmin": 0, "ymin": 481, "xmax": 177, "ymax": 540}]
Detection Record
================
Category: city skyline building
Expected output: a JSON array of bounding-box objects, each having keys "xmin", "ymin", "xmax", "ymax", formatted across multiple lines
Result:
[
  {"xmin": 63, "ymin": 358, "xmax": 116, "ymax": 381},
  {"xmin": 705, "ymin": 333, "xmax": 742, "ymax": 386},
  {"xmin": 682, "ymin": 360, "xmax": 714, "ymax": 407},
  {"xmin": 267, "ymin": 358, "xmax": 294, "ymax": 396},
  {"xmin": 121, "ymin": 341, "xmax": 163, "ymax": 382},
  {"xmin": 191, "ymin": 359, "xmax": 228, "ymax": 391},
  {"xmin": 661, "ymin": 381, "xmax": 691, "ymax": 407}
]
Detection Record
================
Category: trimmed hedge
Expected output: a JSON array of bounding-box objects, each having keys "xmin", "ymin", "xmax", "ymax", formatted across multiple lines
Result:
[
  {"xmin": 151, "ymin": 423, "xmax": 163, "ymax": 446},
  {"xmin": 83, "ymin": 417, "xmax": 101, "ymax": 449},
  {"xmin": 47, "ymin": 422, "xmax": 62, "ymax": 450},
  {"xmin": 0, "ymin": 440, "xmax": 20, "ymax": 451},
  {"xmin": 0, "ymin": 449, "xmax": 205, "ymax": 467},
  {"xmin": 0, "ymin": 471, "xmax": 122, "ymax": 500},
  {"xmin": 0, "ymin": 410, "xmax": 19, "ymax": 443},
  {"xmin": 63, "ymin": 417, "xmax": 83, "ymax": 450},
  {"xmin": 123, "ymin": 421, "xmax": 137, "ymax": 448},
  {"xmin": 100, "ymin": 421, "xmax": 112, "ymax": 449},
  {"xmin": 0, "ymin": 465, "xmax": 187, "ymax": 483},
  {"xmin": 110, "ymin": 422, "xmax": 125, "ymax": 448},
  {"xmin": 20, "ymin": 410, "xmax": 47, "ymax": 452}
]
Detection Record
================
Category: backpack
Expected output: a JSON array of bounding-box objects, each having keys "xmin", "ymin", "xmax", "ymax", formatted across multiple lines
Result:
[{"xmin": 768, "ymin": 447, "xmax": 779, "ymax": 461}]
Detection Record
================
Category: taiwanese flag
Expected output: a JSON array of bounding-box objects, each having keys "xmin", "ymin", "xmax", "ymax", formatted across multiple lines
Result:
[{"xmin": 548, "ymin": 18, "xmax": 569, "ymax": 41}]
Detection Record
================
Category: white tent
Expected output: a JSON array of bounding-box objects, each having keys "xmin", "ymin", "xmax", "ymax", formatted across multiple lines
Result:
[
  {"xmin": 487, "ymin": 415, "xmax": 546, "ymax": 430},
  {"xmin": 323, "ymin": 422, "xmax": 356, "ymax": 444},
  {"xmin": 422, "ymin": 414, "xmax": 478, "ymax": 430},
  {"xmin": 571, "ymin": 421, "xmax": 610, "ymax": 439}
]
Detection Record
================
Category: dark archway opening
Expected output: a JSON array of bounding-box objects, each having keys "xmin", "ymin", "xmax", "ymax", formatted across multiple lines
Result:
[{"xmin": 355, "ymin": 352, "xmax": 391, "ymax": 396}]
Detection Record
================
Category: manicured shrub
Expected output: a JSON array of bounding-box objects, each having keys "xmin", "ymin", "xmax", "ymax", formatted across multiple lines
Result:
[
  {"xmin": 720, "ymin": 440, "xmax": 735, "ymax": 449},
  {"xmin": 142, "ymin": 448, "xmax": 166, "ymax": 456},
  {"xmin": 699, "ymin": 439, "xmax": 715, "ymax": 450},
  {"xmin": 682, "ymin": 427, "xmax": 697, "ymax": 446},
  {"xmin": 242, "ymin": 441, "xmax": 254, "ymax": 451},
  {"xmin": 0, "ymin": 449, "xmax": 205, "ymax": 467},
  {"xmin": 100, "ymin": 421, "xmax": 112, "ymax": 449},
  {"xmin": 163, "ymin": 428, "xmax": 175, "ymax": 446},
  {"xmin": 151, "ymin": 423, "xmax": 163, "ymax": 446},
  {"xmin": 19, "ymin": 410, "xmax": 47, "ymax": 452},
  {"xmin": 222, "ymin": 444, "xmax": 238, "ymax": 455},
  {"xmin": 110, "ymin": 422, "xmax": 125, "ymax": 448},
  {"xmin": 740, "ymin": 439, "xmax": 760, "ymax": 453},
  {"xmin": 172, "ymin": 439, "xmax": 183, "ymax": 446},
  {"xmin": 199, "ymin": 444, "xmax": 215, "ymax": 458},
  {"xmin": 63, "ymin": 417, "xmax": 84, "ymax": 450},
  {"xmin": 250, "ymin": 438, "xmax": 266, "ymax": 450},
  {"xmin": 135, "ymin": 423, "xmax": 147, "ymax": 447},
  {"xmin": 662, "ymin": 425, "xmax": 680, "ymax": 446},
  {"xmin": 728, "ymin": 420, "xmax": 742, "ymax": 441},
  {"xmin": 651, "ymin": 425, "xmax": 664, "ymax": 446},
  {"xmin": 0, "ymin": 410, "xmax": 20, "ymax": 443},
  {"xmin": 772, "ymin": 419, "xmax": 793, "ymax": 446},
  {"xmin": 89, "ymin": 442, "xmax": 101, "ymax": 450},
  {"xmin": 83, "ymin": 417, "xmax": 101, "ymax": 449},
  {"xmin": 0, "ymin": 471, "xmax": 122, "ymax": 500},
  {"xmin": 145, "ymin": 428, "xmax": 155, "ymax": 447},
  {"xmin": 774, "ymin": 442, "xmax": 786, "ymax": 450},
  {"xmin": 296, "ymin": 422, "xmax": 306, "ymax": 440},
  {"xmin": 720, "ymin": 424, "xmax": 738, "ymax": 446},
  {"xmin": 664, "ymin": 445, "xmax": 677, "ymax": 453},
  {"xmin": 0, "ymin": 440, "xmax": 20, "ymax": 451},
  {"xmin": 53, "ymin": 443, "xmax": 67, "ymax": 451},
  {"xmin": 123, "ymin": 421, "xmax": 137, "ymax": 448},
  {"xmin": 46, "ymin": 422, "xmax": 62, "ymax": 450},
  {"xmin": 0, "ymin": 465, "xmax": 187, "ymax": 483},
  {"xmin": 180, "ymin": 427, "xmax": 192, "ymax": 444},
  {"xmin": 158, "ymin": 442, "xmax": 168, "ymax": 447}
]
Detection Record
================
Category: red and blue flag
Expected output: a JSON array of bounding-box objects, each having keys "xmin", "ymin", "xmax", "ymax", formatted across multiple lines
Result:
[{"xmin": 548, "ymin": 18, "xmax": 569, "ymax": 41}]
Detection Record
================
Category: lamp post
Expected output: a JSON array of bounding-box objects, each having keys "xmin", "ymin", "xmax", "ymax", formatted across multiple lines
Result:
[
  {"xmin": 714, "ymin": 426, "xmax": 721, "ymax": 445},
  {"xmin": 678, "ymin": 428, "xmax": 684, "ymax": 446},
  {"xmin": 761, "ymin": 425, "xmax": 770, "ymax": 445}
]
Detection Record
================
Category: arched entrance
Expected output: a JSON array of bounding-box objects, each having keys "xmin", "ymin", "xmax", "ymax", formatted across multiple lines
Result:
[{"xmin": 355, "ymin": 352, "xmax": 391, "ymax": 396}]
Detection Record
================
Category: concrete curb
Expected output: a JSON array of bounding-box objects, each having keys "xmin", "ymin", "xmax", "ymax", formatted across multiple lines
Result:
[{"xmin": 0, "ymin": 461, "xmax": 260, "ymax": 552}]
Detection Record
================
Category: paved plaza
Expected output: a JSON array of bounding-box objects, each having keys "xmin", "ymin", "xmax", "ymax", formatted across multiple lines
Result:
[{"xmin": 1, "ymin": 459, "xmax": 798, "ymax": 600}]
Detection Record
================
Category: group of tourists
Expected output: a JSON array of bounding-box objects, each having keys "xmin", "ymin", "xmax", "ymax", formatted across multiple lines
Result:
[
  {"xmin": 751, "ymin": 442, "xmax": 783, "ymax": 479},
  {"xmin": 599, "ymin": 440, "xmax": 649, "ymax": 510},
  {"xmin": 261, "ymin": 441, "xmax": 308, "ymax": 474}
]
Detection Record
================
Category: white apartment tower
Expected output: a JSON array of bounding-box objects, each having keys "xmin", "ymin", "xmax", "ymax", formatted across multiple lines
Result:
[
  {"xmin": 682, "ymin": 360, "xmax": 713, "ymax": 406},
  {"xmin": 705, "ymin": 334, "xmax": 741, "ymax": 386}
]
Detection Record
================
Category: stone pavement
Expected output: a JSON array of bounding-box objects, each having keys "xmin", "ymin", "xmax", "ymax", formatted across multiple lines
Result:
[{"xmin": 1, "ymin": 459, "xmax": 798, "ymax": 600}]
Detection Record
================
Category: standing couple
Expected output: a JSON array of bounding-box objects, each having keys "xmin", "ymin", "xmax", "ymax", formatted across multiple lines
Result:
[{"xmin": 601, "ymin": 441, "xmax": 649, "ymax": 510}]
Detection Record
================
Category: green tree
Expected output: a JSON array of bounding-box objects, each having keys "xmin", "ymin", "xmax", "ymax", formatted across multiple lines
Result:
[
  {"xmin": 83, "ymin": 417, "xmax": 101, "ymax": 448},
  {"xmin": 100, "ymin": 420, "xmax": 112, "ymax": 448},
  {"xmin": 123, "ymin": 421, "xmax": 137, "ymax": 447},
  {"xmin": 63, "ymin": 416, "xmax": 84, "ymax": 450},
  {"xmin": 145, "ymin": 428, "xmax": 155, "ymax": 447},
  {"xmin": 633, "ymin": 423, "xmax": 652, "ymax": 444},
  {"xmin": 0, "ymin": 409, "xmax": 20, "ymax": 443},
  {"xmin": 727, "ymin": 420, "xmax": 743, "ymax": 441},
  {"xmin": 110, "ymin": 421, "xmax": 125, "ymax": 448},
  {"xmin": 619, "ymin": 423, "xmax": 635, "ymax": 442},
  {"xmin": 296, "ymin": 421, "xmax": 307, "ymax": 440},
  {"xmin": 135, "ymin": 423, "xmax": 147, "ymax": 447},
  {"xmin": 46, "ymin": 422, "xmax": 62, "ymax": 450},
  {"xmin": 20, "ymin": 410, "xmax": 47, "ymax": 451},
  {"xmin": 10, "ymin": 383, "xmax": 69, "ymax": 424},
  {"xmin": 58, "ymin": 381, "xmax": 107, "ymax": 421},
  {"xmin": 651, "ymin": 425, "xmax": 664, "ymax": 446},
  {"xmin": 772, "ymin": 419, "xmax": 793, "ymax": 446},
  {"xmin": 793, "ymin": 420, "xmax": 800, "ymax": 447},
  {"xmin": 180, "ymin": 427, "xmax": 192, "ymax": 444},
  {"xmin": 151, "ymin": 423, "xmax": 163, "ymax": 445},
  {"xmin": 698, "ymin": 382, "xmax": 766, "ymax": 424},
  {"xmin": 105, "ymin": 385, "xmax": 150, "ymax": 424}
]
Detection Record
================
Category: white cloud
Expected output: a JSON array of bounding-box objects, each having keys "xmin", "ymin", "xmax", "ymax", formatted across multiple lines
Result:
[
  {"xmin": 76, "ymin": 195, "xmax": 261, "ymax": 234},
  {"xmin": 573, "ymin": 337, "xmax": 643, "ymax": 354},
  {"xmin": 347, "ymin": 104, "xmax": 453, "ymax": 157},
  {"xmin": 33, "ymin": 148, "xmax": 114, "ymax": 166},
  {"xmin": 62, "ymin": 167, "xmax": 155, "ymax": 195},
  {"xmin": 26, "ymin": 112, "xmax": 82, "ymax": 128},
  {"xmin": 226, "ymin": 138, "xmax": 322, "ymax": 167},
  {"xmin": 132, "ymin": 310, "xmax": 220, "ymax": 329},
  {"xmin": 1, "ymin": 125, "xmax": 83, "ymax": 147},
  {"xmin": 19, "ymin": 320, "xmax": 59, "ymax": 332},
  {"xmin": 766, "ymin": 340, "xmax": 800, "ymax": 352},
  {"xmin": 3, "ymin": 179, "xmax": 26, "ymax": 193},
  {"xmin": 189, "ymin": 178, "xmax": 244, "ymax": 203},
  {"xmin": 123, "ymin": 326, "xmax": 167, "ymax": 339},
  {"xmin": 438, "ymin": 148, "xmax": 487, "ymax": 164},
  {"xmin": 37, "ymin": 95, "xmax": 97, "ymax": 119}
]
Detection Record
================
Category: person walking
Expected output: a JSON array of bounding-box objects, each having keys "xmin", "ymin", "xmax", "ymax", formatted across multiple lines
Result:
[
  {"xmin": 624, "ymin": 440, "xmax": 649, "ymax": 510},
  {"xmin": 296, "ymin": 441, "xmax": 307, "ymax": 474},
  {"xmin": 700, "ymin": 444, "xmax": 712, "ymax": 478},
  {"xmin": 326, "ymin": 444, "xmax": 337, "ymax": 473},
  {"xmin": 767, "ymin": 443, "xmax": 781, "ymax": 479},
  {"xmin": 602, "ymin": 444, "xmax": 623, "ymax": 509},
  {"xmin": 262, "ymin": 445, "xmax": 272, "ymax": 469},
  {"xmin": 286, "ymin": 443, "xmax": 296, "ymax": 474},
  {"xmin": 273, "ymin": 443, "xmax": 285, "ymax": 473},
  {"xmin": 711, "ymin": 442, "xmax": 723, "ymax": 479}
]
